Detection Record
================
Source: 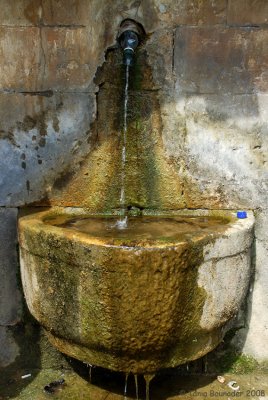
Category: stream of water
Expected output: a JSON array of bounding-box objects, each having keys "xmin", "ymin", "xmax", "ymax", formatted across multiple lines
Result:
[
  {"xmin": 116, "ymin": 64, "xmax": 130, "ymax": 229},
  {"xmin": 122, "ymin": 373, "xmax": 155, "ymax": 400}
]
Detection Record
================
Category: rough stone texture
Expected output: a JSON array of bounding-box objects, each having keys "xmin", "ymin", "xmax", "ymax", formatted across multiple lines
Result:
[
  {"xmin": 153, "ymin": 0, "xmax": 227, "ymax": 27},
  {"xmin": 18, "ymin": 208, "xmax": 253, "ymax": 373},
  {"xmin": 175, "ymin": 27, "xmax": 268, "ymax": 94},
  {"xmin": 0, "ymin": 208, "xmax": 21, "ymax": 326},
  {"xmin": 228, "ymin": 0, "xmax": 268, "ymax": 26},
  {"xmin": 39, "ymin": 47, "xmax": 185, "ymax": 211},
  {"xmin": 0, "ymin": 0, "xmax": 115, "ymax": 31},
  {"xmin": 203, "ymin": 215, "xmax": 254, "ymax": 260},
  {"xmin": 0, "ymin": 27, "xmax": 97, "ymax": 92},
  {"xmin": 0, "ymin": 93, "xmax": 96, "ymax": 206},
  {"xmin": 176, "ymin": 94, "xmax": 268, "ymax": 210},
  {"xmin": 0, "ymin": 27, "xmax": 42, "ymax": 91},
  {"xmin": 198, "ymin": 252, "xmax": 251, "ymax": 331},
  {"xmin": 242, "ymin": 210, "xmax": 268, "ymax": 360},
  {"xmin": 40, "ymin": 27, "xmax": 97, "ymax": 92},
  {"xmin": 0, "ymin": 0, "xmax": 42, "ymax": 26},
  {"xmin": 0, "ymin": 326, "xmax": 19, "ymax": 368}
]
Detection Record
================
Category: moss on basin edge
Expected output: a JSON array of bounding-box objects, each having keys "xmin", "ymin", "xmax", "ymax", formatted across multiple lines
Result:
[{"xmin": 18, "ymin": 209, "xmax": 254, "ymax": 373}]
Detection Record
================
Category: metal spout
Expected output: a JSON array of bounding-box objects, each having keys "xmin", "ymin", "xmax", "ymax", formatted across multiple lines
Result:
[
  {"xmin": 120, "ymin": 31, "xmax": 139, "ymax": 66},
  {"xmin": 118, "ymin": 20, "xmax": 144, "ymax": 66}
]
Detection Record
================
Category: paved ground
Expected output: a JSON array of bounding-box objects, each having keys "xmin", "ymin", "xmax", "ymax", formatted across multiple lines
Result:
[{"xmin": 1, "ymin": 367, "xmax": 268, "ymax": 400}]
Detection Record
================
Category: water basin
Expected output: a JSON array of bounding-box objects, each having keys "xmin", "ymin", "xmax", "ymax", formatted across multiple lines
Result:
[
  {"xmin": 18, "ymin": 208, "xmax": 254, "ymax": 373},
  {"xmin": 47, "ymin": 214, "xmax": 229, "ymax": 244}
]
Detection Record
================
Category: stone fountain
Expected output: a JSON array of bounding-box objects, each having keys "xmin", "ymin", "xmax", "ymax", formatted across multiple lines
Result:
[
  {"xmin": 19, "ymin": 208, "xmax": 253, "ymax": 373},
  {"xmin": 18, "ymin": 20, "xmax": 254, "ymax": 375}
]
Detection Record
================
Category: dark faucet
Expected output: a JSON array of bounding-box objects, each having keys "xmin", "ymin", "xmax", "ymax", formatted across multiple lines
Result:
[
  {"xmin": 118, "ymin": 20, "xmax": 144, "ymax": 66},
  {"xmin": 119, "ymin": 30, "xmax": 139, "ymax": 66}
]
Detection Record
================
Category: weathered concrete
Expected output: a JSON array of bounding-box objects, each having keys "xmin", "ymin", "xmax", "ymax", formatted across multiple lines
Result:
[{"xmin": 0, "ymin": 208, "xmax": 21, "ymax": 326}]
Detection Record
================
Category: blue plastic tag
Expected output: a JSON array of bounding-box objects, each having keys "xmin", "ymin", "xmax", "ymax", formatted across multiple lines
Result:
[{"xmin": 237, "ymin": 211, "xmax": 247, "ymax": 219}]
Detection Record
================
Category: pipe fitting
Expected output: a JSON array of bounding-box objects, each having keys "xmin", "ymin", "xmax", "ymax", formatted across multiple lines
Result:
[{"xmin": 118, "ymin": 20, "xmax": 144, "ymax": 66}]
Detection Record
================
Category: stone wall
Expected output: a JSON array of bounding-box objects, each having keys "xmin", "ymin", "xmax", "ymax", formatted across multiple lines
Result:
[{"xmin": 0, "ymin": 0, "xmax": 267, "ymax": 366}]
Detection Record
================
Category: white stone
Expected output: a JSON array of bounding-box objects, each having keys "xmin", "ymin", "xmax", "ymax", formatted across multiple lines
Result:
[
  {"xmin": 242, "ymin": 240, "xmax": 268, "ymax": 360},
  {"xmin": 204, "ymin": 212, "xmax": 254, "ymax": 260},
  {"xmin": 199, "ymin": 251, "xmax": 252, "ymax": 331}
]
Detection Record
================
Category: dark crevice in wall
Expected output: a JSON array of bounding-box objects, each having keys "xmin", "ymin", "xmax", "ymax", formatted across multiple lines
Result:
[
  {"xmin": 39, "ymin": 27, "xmax": 46, "ymax": 90},
  {"xmin": 20, "ymin": 91, "xmax": 54, "ymax": 97},
  {"xmin": 175, "ymin": 24, "xmax": 268, "ymax": 29},
  {"xmin": 0, "ymin": 89, "xmax": 96, "ymax": 95},
  {"xmin": 171, "ymin": 28, "xmax": 175, "ymax": 77},
  {"xmin": 0, "ymin": 24, "xmax": 86, "ymax": 28}
]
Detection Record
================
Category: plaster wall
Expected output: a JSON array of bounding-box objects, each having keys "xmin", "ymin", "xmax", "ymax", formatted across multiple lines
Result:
[{"xmin": 0, "ymin": 0, "xmax": 267, "ymax": 365}]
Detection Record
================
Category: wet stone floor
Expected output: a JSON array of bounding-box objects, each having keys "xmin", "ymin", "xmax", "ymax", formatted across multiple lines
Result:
[{"xmin": 1, "ymin": 367, "xmax": 268, "ymax": 400}]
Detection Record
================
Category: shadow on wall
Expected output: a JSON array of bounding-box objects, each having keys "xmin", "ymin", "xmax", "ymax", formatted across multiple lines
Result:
[{"xmin": 0, "ymin": 313, "xmax": 42, "ymax": 398}]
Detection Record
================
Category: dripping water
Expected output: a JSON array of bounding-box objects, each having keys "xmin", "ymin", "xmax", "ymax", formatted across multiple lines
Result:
[
  {"xmin": 203, "ymin": 354, "xmax": 208, "ymax": 374},
  {"xmin": 134, "ymin": 374, "xmax": 139, "ymax": 400},
  {"xmin": 144, "ymin": 374, "xmax": 155, "ymax": 400},
  {"xmin": 88, "ymin": 364, "xmax": 92, "ymax": 383},
  {"xmin": 116, "ymin": 64, "xmax": 130, "ymax": 229},
  {"xmin": 124, "ymin": 373, "xmax": 129, "ymax": 398}
]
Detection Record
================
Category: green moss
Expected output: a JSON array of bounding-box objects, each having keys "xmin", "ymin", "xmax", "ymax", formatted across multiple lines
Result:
[
  {"xmin": 220, "ymin": 351, "xmax": 258, "ymax": 374},
  {"xmin": 206, "ymin": 345, "xmax": 268, "ymax": 374}
]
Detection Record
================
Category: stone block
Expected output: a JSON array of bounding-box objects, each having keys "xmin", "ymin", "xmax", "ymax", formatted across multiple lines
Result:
[
  {"xmin": 228, "ymin": 0, "xmax": 268, "ymax": 26},
  {"xmin": 0, "ymin": 27, "xmax": 42, "ymax": 91},
  {"xmin": 174, "ymin": 27, "xmax": 268, "ymax": 94},
  {"xmin": 243, "ymin": 240, "xmax": 268, "ymax": 360},
  {"xmin": 42, "ymin": 0, "xmax": 90, "ymax": 26},
  {"xmin": 152, "ymin": 0, "xmax": 227, "ymax": 27},
  {"xmin": 204, "ymin": 212, "xmax": 254, "ymax": 261},
  {"xmin": 41, "ymin": 27, "xmax": 97, "ymax": 91},
  {"xmin": 0, "ymin": 25, "xmax": 100, "ymax": 92},
  {"xmin": 0, "ymin": 208, "xmax": 21, "ymax": 325},
  {"xmin": 0, "ymin": 0, "xmax": 42, "ymax": 26},
  {"xmin": 146, "ymin": 29, "xmax": 174, "ymax": 90},
  {"xmin": 198, "ymin": 251, "xmax": 252, "ymax": 331},
  {"xmin": 254, "ymin": 209, "xmax": 268, "ymax": 241},
  {"xmin": 0, "ymin": 0, "xmax": 92, "ymax": 27},
  {"xmin": 0, "ymin": 92, "xmax": 96, "ymax": 206},
  {"xmin": 171, "ymin": 94, "xmax": 268, "ymax": 209}
]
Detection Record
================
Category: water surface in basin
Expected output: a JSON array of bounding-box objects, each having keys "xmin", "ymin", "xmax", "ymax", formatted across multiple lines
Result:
[{"xmin": 46, "ymin": 215, "xmax": 229, "ymax": 244}]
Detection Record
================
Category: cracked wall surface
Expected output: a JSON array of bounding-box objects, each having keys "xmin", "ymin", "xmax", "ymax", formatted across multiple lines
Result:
[{"xmin": 0, "ymin": 0, "xmax": 268, "ymax": 365}]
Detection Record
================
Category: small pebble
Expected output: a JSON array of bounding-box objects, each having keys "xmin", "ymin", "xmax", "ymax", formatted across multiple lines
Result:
[{"xmin": 217, "ymin": 376, "xmax": 225, "ymax": 384}]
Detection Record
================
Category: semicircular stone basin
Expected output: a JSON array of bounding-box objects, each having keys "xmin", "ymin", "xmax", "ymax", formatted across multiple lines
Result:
[{"xmin": 18, "ymin": 208, "xmax": 254, "ymax": 373}]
